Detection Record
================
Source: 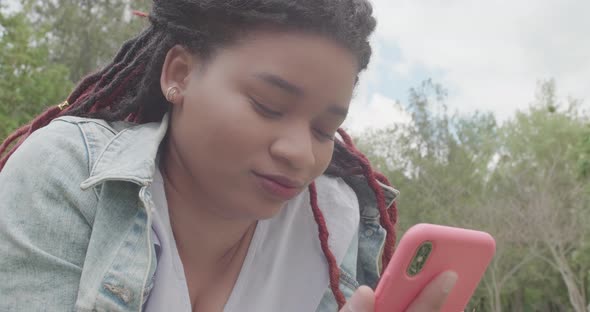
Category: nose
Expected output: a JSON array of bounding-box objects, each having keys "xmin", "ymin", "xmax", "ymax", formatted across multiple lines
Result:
[{"xmin": 269, "ymin": 126, "xmax": 316, "ymax": 170}]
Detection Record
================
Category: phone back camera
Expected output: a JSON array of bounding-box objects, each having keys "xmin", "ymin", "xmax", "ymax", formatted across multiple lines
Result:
[{"xmin": 407, "ymin": 241, "xmax": 433, "ymax": 276}]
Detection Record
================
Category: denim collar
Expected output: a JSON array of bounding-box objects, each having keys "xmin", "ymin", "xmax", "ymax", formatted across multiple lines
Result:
[{"xmin": 80, "ymin": 114, "xmax": 170, "ymax": 190}]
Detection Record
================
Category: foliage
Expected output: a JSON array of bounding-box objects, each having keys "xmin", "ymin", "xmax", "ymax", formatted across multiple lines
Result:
[
  {"xmin": 0, "ymin": 0, "xmax": 151, "ymax": 138},
  {"xmin": 357, "ymin": 79, "xmax": 590, "ymax": 311},
  {"xmin": 0, "ymin": 9, "xmax": 71, "ymax": 139},
  {"xmin": 22, "ymin": 0, "xmax": 151, "ymax": 82}
]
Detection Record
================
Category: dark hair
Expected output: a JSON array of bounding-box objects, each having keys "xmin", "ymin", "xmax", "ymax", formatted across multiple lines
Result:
[{"xmin": 0, "ymin": 1, "xmax": 396, "ymax": 308}]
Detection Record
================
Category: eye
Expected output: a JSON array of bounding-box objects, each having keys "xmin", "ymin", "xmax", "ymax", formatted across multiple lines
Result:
[
  {"xmin": 313, "ymin": 129, "xmax": 336, "ymax": 142},
  {"xmin": 250, "ymin": 97, "xmax": 283, "ymax": 118}
]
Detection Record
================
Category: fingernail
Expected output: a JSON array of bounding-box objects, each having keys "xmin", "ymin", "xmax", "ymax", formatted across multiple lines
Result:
[{"xmin": 442, "ymin": 271, "xmax": 458, "ymax": 294}]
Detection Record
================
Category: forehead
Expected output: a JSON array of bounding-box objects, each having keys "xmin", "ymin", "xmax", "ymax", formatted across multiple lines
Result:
[{"xmin": 205, "ymin": 29, "xmax": 359, "ymax": 102}]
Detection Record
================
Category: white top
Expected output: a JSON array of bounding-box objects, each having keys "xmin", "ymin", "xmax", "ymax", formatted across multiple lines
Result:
[{"xmin": 143, "ymin": 169, "xmax": 360, "ymax": 312}]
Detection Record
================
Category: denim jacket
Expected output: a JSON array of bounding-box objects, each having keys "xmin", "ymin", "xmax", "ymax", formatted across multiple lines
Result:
[{"xmin": 0, "ymin": 115, "xmax": 398, "ymax": 312}]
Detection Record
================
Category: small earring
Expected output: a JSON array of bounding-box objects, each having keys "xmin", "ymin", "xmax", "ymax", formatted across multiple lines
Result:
[{"xmin": 166, "ymin": 86, "xmax": 180, "ymax": 103}]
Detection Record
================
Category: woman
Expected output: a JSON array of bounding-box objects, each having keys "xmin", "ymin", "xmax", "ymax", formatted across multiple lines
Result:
[{"xmin": 0, "ymin": 0, "xmax": 457, "ymax": 311}]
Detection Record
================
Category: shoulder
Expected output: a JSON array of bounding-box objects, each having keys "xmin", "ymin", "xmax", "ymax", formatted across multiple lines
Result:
[
  {"xmin": 0, "ymin": 121, "xmax": 89, "ymax": 221},
  {"xmin": 0, "ymin": 118, "xmax": 113, "ymax": 308},
  {"xmin": 313, "ymin": 174, "xmax": 399, "ymax": 309},
  {"xmin": 3, "ymin": 118, "xmax": 90, "ymax": 179},
  {"xmin": 51, "ymin": 116, "xmax": 135, "ymax": 164},
  {"xmin": 322, "ymin": 174, "xmax": 399, "ymax": 288},
  {"xmin": 0, "ymin": 116, "xmax": 132, "ymax": 224},
  {"xmin": 2, "ymin": 117, "xmax": 117, "ymax": 181},
  {"xmin": 315, "ymin": 175, "xmax": 359, "ymax": 212}
]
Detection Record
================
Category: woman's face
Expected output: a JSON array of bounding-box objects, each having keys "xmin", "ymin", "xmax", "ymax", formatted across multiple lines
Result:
[{"xmin": 162, "ymin": 30, "xmax": 358, "ymax": 219}]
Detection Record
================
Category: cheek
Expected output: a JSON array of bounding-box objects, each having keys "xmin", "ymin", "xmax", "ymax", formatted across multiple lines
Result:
[
  {"xmin": 174, "ymin": 86, "xmax": 268, "ymax": 168},
  {"xmin": 313, "ymin": 144, "xmax": 335, "ymax": 177}
]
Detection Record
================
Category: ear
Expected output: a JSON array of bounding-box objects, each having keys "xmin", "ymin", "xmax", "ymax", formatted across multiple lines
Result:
[{"xmin": 160, "ymin": 45, "xmax": 199, "ymax": 106}]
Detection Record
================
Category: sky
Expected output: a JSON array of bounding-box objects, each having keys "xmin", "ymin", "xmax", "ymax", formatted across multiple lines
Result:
[
  {"xmin": 343, "ymin": 0, "xmax": 590, "ymax": 133},
  {"xmin": 3, "ymin": 0, "xmax": 589, "ymax": 133}
]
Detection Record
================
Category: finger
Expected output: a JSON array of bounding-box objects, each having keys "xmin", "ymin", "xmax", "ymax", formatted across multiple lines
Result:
[
  {"xmin": 339, "ymin": 285, "xmax": 375, "ymax": 312},
  {"xmin": 406, "ymin": 271, "xmax": 458, "ymax": 312}
]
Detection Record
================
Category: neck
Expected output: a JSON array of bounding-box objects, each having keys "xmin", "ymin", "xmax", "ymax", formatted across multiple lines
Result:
[{"xmin": 159, "ymin": 149, "xmax": 256, "ymax": 271}]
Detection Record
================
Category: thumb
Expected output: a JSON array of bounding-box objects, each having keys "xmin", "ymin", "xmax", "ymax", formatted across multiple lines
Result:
[
  {"xmin": 339, "ymin": 286, "xmax": 375, "ymax": 312},
  {"xmin": 407, "ymin": 271, "xmax": 458, "ymax": 312}
]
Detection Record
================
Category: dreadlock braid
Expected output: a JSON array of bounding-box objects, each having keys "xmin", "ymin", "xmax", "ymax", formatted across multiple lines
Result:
[
  {"xmin": 0, "ymin": 0, "xmax": 398, "ymax": 308},
  {"xmin": 336, "ymin": 129, "xmax": 398, "ymax": 268},
  {"xmin": 309, "ymin": 182, "xmax": 347, "ymax": 309}
]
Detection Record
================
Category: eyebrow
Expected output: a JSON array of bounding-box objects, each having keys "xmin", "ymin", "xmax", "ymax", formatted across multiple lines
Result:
[{"xmin": 254, "ymin": 72, "xmax": 348, "ymax": 118}]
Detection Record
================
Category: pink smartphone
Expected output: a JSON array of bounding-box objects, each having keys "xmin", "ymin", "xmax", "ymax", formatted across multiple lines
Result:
[{"xmin": 375, "ymin": 223, "xmax": 496, "ymax": 312}]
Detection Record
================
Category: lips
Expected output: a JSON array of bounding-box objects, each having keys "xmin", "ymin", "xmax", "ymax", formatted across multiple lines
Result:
[{"xmin": 252, "ymin": 172, "xmax": 304, "ymax": 200}]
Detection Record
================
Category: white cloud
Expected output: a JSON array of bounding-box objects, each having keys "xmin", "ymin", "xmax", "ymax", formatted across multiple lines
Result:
[
  {"xmin": 344, "ymin": 92, "xmax": 411, "ymax": 134},
  {"xmin": 347, "ymin": 0, "xmax": 590, "ymax": 131}
]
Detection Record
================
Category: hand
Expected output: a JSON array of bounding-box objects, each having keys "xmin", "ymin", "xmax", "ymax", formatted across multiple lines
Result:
[{"xmin": 339, "ymin": 271, "xmax": 459, "ymax": 312}]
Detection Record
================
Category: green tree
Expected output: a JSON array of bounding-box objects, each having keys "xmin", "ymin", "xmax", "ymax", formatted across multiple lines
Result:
[
  {"xmin": 356, "ymin": 79, "xmax": 589, "ymax": 311},
  {"xmin": 491, "ymin": 80, "xmax": 590, "ymax": 312},
  {"xmin": 0, "ymin": 9, "xmax": 71, "ymax": 139},
  {"xmin": 1, "ymin": 0, "xmax": 152, "ymax": 138},
  {"xmin": 357, "ymin": 80, "xmax": 498, "ymax": 231},
  {"xmin": 23, "ymin": 0, "xmax": 151, "ymax": 82}
]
